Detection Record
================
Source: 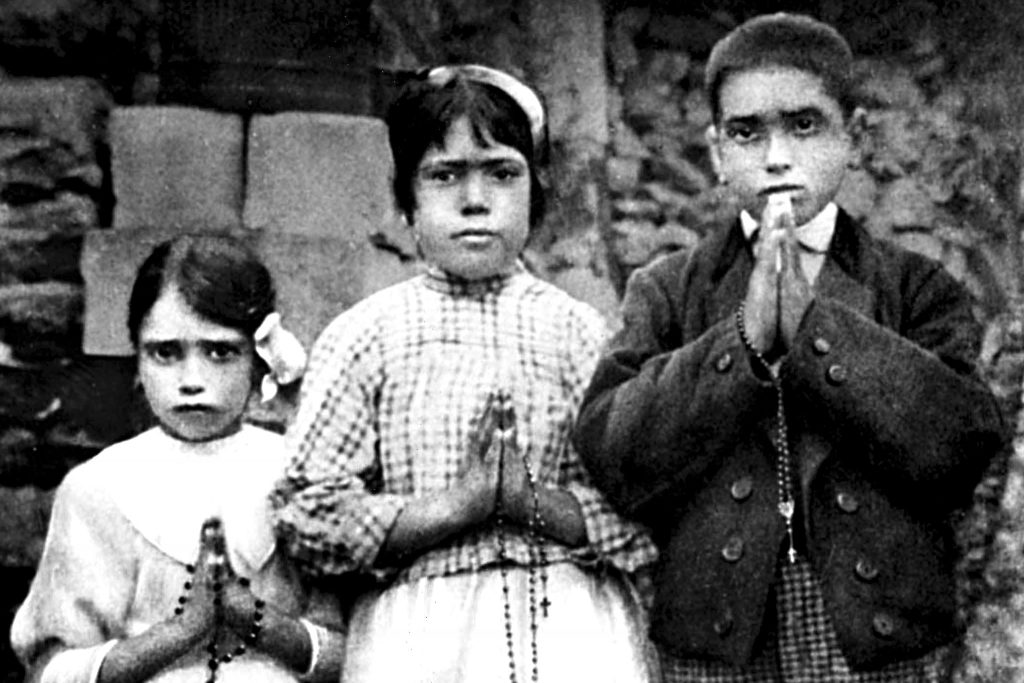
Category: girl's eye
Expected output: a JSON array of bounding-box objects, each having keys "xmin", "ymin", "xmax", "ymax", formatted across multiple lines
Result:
[
  {"xmin": 488, "ymin": 165, "xmax": 524, "ymax": 182},
  {"xmin": 421, "ymin": 167, "xmax": 458, "ymax": 184},
  {"xmin": 145, "ymin": 342, "xmax": 182, "ymax": 363},
  {"xmin": 205, "ymin": 343, "xmax": 241, "ymax": 362}
]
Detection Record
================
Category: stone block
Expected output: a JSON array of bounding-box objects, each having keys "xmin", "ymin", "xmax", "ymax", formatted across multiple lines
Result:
[
  {"xmin": 0, "ymin": 229, "xmax": 82, "ymax": 285},
  {"xmin": 854, "ymin": 60, "xmax": 926, "ymax": 110},
  {"xmin": 0, "ymin": 486, "xmax": 53, "ymax": 567},
  {"xmin": 0, "ymin": 282, "xmax": 82, "ymax": 360},
  {"xmin": 0, "ymin": 366, "xmax": 61, "ymax": 425},
  {"xmin": 244, "ymin": 112, "xmax": 398, "ymax": 239},
  {"xmin": 0, "ymin": 192, "xmax": 97, "ymax": 231},
  {"xmin": 607, "ymin": 157, "xmax": 642, "ymax": 193},
  {"xmin": 874, "ymin": 177, "xmax": 938, "ymax": 232},
  {"xmin": 109, "ymin": 106, "xmax": 244, "ymax": 231},
  {"xmin": 0, "ymin": 77, "xmax": 112, "ymax": 159},
  {"xmin": 81, "ymin": 226, "xmax": 411, "ymax": 356},
  {"xmin": 835, "ymin": 167, "xmax": 879, "ymax": 221}
]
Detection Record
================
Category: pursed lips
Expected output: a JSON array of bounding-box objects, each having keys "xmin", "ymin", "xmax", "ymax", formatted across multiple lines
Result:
[
  {"xmin": 452, "ymin": 228, "xmax": 500, "ymax": 242},
  {"xmin": 759, "ymin": 184, "xmax": 802, "ymax": 196},
  {"xmin": 173, "ymin": 404, "xmax": 215, "ymax": 413}
]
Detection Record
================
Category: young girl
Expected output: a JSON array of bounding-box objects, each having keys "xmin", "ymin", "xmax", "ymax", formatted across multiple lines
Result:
[
  {"xmin": 11, "ymin": 235, "xmax": 344, "ymax": 683},
  {"xmin": 270, "ymin": 65, "xmax": 660, "ymax": 682}
]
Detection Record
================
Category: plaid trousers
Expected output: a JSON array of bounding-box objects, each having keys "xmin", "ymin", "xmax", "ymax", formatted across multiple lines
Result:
[{"xmin": 660, "ymin": 556, "xmax": 947, "ymax": 683}]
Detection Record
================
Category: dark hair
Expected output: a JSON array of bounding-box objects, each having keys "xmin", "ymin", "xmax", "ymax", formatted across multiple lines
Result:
[
  {"xmin": 127, "ymin": 234, "xmax": 276, "ymax": 351},
  {"xmin": 385, "ymin": 70, "xmax": 547, "ymax": 229},
  {"xmin": 705, "ymin": 13, "xmax": 856, "ymax": 122}
]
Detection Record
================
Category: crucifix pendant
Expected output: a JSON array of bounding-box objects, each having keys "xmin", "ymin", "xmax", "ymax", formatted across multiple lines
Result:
[{"xmin": 778, "ymin": 500, "xmax": 797, "ymax": 563}]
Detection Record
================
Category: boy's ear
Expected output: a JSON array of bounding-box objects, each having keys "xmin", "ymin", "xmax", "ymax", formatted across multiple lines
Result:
[
  {"xmin": 705, "ymin": 125, "xmax": 724, "ymax": 179},
  {"xmin": 844, "ymin": 107, "xmax": 867, "ymax": 169},
  {"xmin": 845, "ymin": 107, "xmax": 867, "ymax": 147}
]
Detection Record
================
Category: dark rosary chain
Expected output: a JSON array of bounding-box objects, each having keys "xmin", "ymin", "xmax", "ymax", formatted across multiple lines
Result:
[
  {"xmin": 736, "ymin": 303, "xmax": 798, "ymax": 564},
  {"xmin": 174, "ymin": 548, "xmax": 265, "ymax": 683},
  {"xmin": 496, "ymin": 431, "xmax": 547, "ymax": 683}
]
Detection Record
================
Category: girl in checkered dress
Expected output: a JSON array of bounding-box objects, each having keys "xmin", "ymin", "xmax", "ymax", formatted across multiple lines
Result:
[{"xmin": 271, "ymin": 66, "xmax": 660, "ymax": 682}]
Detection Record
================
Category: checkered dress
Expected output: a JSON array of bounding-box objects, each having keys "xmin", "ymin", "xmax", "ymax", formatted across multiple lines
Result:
[
  {"xmin": 660, "ymin": 556, "xmax": 947, "ymax": 683},
  {"xmin": 271, "ymin": 264, "xmax": 658, "ymax": 585}
]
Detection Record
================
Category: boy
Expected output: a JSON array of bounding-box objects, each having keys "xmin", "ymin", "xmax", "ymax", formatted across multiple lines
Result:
[{"xmin": 573, "ymin": 13, "xmax": 1006, "ymax": 682}]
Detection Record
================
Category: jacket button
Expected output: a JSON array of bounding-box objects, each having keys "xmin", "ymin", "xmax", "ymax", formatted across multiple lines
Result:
[
  {"xmin": 826, "ymin": 364, "xmax": 847, "ymax": 385},
  {"xmin": 715, "ymin": 352, "xmax": 733, "ymax": 373},
  {"xmin": 713, "ymin": 610, "xmax": 734, "ymax": 637},
  {"xmin": 730, "ymin": 476, "xmax": 753, "ymax": 501},
  {"xmin": 721, "ymin": 536, "xmax": 744, "ymax": 562},
  {"xmin": 835, "ymin": 492, "xmax": 859, "ymax": 513},
  {"xmin": 872, "ymin": 612, "xmax": 895, "ymax": 638},
  {"xmin": 855, "ymin": 558, "xmax": 880, "ymax": 582},
  {"xmin": 812, "ymin": 337, "xmax": 832, "ymax": 355}
]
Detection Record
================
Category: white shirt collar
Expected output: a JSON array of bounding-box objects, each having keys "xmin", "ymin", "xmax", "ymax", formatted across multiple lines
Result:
[{"xmin": 740, "ymin": 201, "xmax": 838, "ymax": 254}]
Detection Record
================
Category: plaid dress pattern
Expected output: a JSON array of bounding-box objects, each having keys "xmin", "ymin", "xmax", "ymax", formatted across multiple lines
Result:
[
  {"xmin": 661, "ymin": 556, "xmax": 947, "ymax": 683},
  {"xmin": 270, "ymin": 265, "xmax": 658, "ymax": 585}
]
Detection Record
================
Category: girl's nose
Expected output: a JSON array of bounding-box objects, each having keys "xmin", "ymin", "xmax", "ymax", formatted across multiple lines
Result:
[
  {"xmin": 460, "ymin": 172, "xmax": 490, "ymax": 214},
  {"xmin": 178, "ymin": 356, "xmax": 206, "ymax": 395},
  {"xmin": 764, "ymin": 131, "xmax": 793, "ymax": 173}
]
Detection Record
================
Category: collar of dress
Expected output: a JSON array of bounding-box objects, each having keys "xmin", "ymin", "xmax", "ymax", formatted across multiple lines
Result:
[
  {"xmin": 100, "ymin": 425, "xmax": 282, "ymax": 574},
  {"xmin": 423, "ymin": 260, "xmax": 527, "ymax": 297}
]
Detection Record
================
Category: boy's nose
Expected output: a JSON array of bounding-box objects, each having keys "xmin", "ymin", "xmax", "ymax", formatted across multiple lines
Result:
[{"xmin": 764, "ymin": 132, "xmax": 793, "ymax": 172}]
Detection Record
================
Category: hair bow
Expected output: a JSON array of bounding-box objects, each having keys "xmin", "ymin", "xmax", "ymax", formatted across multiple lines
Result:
[{"xmin": 253, "ymin": 313, "xmax": 307, "ymax": 402}]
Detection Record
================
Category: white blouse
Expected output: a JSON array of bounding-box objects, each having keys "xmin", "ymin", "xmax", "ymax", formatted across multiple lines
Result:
[{"xmin": 11, "ymin": 425, "xmax": 343, "ymax": 683}]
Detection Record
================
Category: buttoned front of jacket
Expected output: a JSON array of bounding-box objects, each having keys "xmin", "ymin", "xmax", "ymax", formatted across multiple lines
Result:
[{"xmin": 574, "ymin": 210, "xmax": 1007, "ymax": 669}]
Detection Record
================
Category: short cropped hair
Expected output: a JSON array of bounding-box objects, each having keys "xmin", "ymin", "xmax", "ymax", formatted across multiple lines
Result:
[
  {"xmin": 705, "ymin": 13, "xmax": 855, "ymax": 122},
  {"xmin": 385, "ymin": 70, "xmax": 547, "ymax": 229},
  {"xmin": 127, "ymin": 234, "xmax": 276, "ymax": 352}
]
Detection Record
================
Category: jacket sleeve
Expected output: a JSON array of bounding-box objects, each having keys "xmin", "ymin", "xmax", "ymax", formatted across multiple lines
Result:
[
  {"xmin": 783, "ymin": 262, "xmax": 1006, "ymax": 512},
  {"xmin": 573, "ymin": 263, "xmax": 774, "ymax": 525},
  {"xmin": 557, "ymin": 304, "xmax": 659, "ymax": 574},
  {"xmin": 10, "ymin": 469, "xmax": 134, "ymax": 683}
]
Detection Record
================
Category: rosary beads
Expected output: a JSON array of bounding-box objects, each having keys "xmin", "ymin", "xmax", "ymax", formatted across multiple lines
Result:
[
  {"xmin": 495, "ymin": 435, "xmax": 549, "ymax": 683},
  {"xmin": 173, "ymin": 542, "xmax": 265, "ymax": 682},
  {"xmin": 736, "ymin": 303, "xmax": 798, "ymax": 564}
]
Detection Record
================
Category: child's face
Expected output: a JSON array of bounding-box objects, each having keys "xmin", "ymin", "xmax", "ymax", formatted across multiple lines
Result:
[
  {"xmin": 707, "ymin": 66, "xmax": 856, "ymax": 226},
  {"xmin": 410, "ymin": 116, "xmax": 531, "ymax": 280},
  {"xmin": 137, "ymin": 285, "xmax": 255, "ymax": 442}
]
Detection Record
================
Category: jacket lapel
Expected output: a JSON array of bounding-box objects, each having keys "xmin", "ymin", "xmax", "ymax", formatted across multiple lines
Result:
[
  {"xmin": 705, "ymin": 219, "xmax": 754, "ymax": 328},
  {"xmin": 700, "ymin": 210, "xmax": 878, "ymax": 332},
  {"xmin": 814, "ymin": 209, "xmax": 876, "ymax": 318}
]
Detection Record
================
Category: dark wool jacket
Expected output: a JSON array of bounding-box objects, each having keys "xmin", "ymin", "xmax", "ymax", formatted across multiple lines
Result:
[{"xmin": 573, "ymin": 209, "xmax": 1006, "ymax": 671}]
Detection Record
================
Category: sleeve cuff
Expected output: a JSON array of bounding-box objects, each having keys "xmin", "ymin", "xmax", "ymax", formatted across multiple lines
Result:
[
  {"xmin": 297, "ymin": 618, "xmax": 322, "ymax": 680},
  {"xmin": 297, "ymin": 618, "xmax": 345, "ymax": 682},
  {"xmin": 41, "ymin": 640, "xmax": 119, "ymax": 683}
]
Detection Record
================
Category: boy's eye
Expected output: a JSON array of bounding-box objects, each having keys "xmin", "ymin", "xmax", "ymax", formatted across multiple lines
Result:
[
  {"xmin": 725, "ymin": 124, "xmax": 760, "ymax": 144},
  {"xmin": 790, "ymin": 115, "xmax": 822, "ymax": 135}
]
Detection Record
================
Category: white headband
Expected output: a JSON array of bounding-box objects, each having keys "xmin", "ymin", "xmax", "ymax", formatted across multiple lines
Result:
[{"xmin": 426, "ymin": 64, "xmax": 547, "ymax": 153}]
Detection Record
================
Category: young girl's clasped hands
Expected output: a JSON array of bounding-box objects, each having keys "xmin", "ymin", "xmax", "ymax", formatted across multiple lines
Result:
[{"xmin": 12, "ymin": 235, "xmax": 344, "ymax": 683}]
